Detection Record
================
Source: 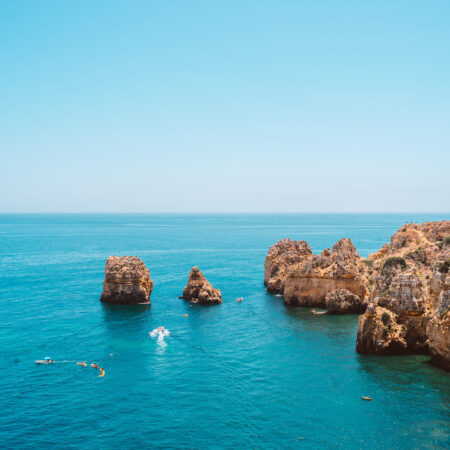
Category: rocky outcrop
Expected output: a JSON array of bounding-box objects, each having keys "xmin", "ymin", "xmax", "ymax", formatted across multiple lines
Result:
[
  {"xmin": 356, "ymin": 221, "xmax": 450, "ymax": 369},
  {"xmin": 282, "ymin": 238, "xmax": 368, "ymax": 307},
  {"xmin": 100, "ymin": 256, "xmax": 153, "ymax": 304},
  {"xmin": 356, "ymin": 305, "xmax": 409, "ymax": 354},
  {"xmin": 265, "ymin": 221, "xmax": 450, "ymax": 370},
  {"xmin": 326, "ymin": 289, "xmax": 367, "ymax": 314},
  {"xmin": 427, "ymin": 270, "xmax": 450, "ymax": 370},
  {"xmin": 264, "ymin": 239, "xmax": 312, "ymax": 294},
  {"xmin": 180, "ymin": 267, "xmax": 222, "ymax": 305}
]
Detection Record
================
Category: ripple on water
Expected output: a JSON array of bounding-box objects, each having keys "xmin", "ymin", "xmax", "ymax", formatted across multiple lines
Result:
[{"xmin": 0, "ymin": 213, "xmax": 449, "ymax": 448}]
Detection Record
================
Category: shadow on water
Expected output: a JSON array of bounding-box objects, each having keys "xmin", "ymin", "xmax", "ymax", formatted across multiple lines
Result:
[
  {"xmin": 281, "ymin": 302, "xmax": 359, "ymax": 339},
  {"xmin": 101, "ymin": 303, "xmax": 151, "ymax": 350},
  {"xmin": 357, "ymin": 352, "xmax": 450, "ymax": 391}
]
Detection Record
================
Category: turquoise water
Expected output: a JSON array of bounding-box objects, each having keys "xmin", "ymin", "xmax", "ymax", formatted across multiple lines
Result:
[{"xmin": 0, "ymin": 213, "xmax": 449, "ymax": 449}]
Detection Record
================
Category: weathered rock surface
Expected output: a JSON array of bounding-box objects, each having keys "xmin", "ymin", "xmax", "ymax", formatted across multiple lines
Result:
[
  {"xmin": 180, "ymin": 267, "xmax": 222, "ymax": 305},
  {"xmin": 356, "ymin": 305, "xmax": 409, "ymax": 354},
  {"xmin": 326, "ymin": 289, "xmax": 367, "ymax": 314},
  {"xmin": 265, "ymin": 221, "xmax": 450, "ymax": 371},
  {"xmin": 427, "ymin": 271, "xmax": 450, "ymax": 370},
  {"xmin": 356, "ymin": 221, "xmax": 450, "ymax": 369},
  {"xmin": 282, "ymin": 238, "xmax": 368, "ymax": 307},
  {"xmin": 100, "ymin": 256, "xmax": 153, "ymax": 304},
  {"xmin": 264, "ymin": 239, "xmax": 312, "ymax": 294}
]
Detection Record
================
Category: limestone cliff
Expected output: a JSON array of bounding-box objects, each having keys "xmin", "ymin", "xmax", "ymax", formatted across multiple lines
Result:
[
  {"xmin": 282, "ymin": 238, "xmax": 368, "ymax": 307},
  {"xmin": 264, "ymin": 221, "xmax": 450, "ymax": 371},
  {"xmin": 356, "ymin": 221, "xmax": 450, "ymax": 370},
  {"xmin": 264, "ymin": 239, "xmax": 312, "ymax": 294},
  {"xmin": 100, "ymin": 256, "xmax": 153, "ymax": 304},
  {"xmin": 427, "ymin": 267, "xmax": 450, "ymax": 370},
  {"xmin": 326, "ymin": 289, "xmax": 367, "ymax": 314},
  {"xmin": 180, "ymin": 267, "xmax": 222, "ymax": 305}
]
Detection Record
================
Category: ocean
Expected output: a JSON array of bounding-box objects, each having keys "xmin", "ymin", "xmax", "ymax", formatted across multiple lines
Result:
[{"xmin": 0, "ymin": 213, "xmax": 449, "ymax": 449}]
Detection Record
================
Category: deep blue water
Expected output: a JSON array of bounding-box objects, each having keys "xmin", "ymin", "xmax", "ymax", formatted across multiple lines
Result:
[{"xmin": 0, "ymin": 213, "xmax": 449, "ymax": 449}]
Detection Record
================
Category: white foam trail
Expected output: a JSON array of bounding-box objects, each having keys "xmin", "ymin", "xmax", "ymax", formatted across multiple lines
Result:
[{"xmin": 149, "ymin": 328, "xmax": 170, "ymax": 352}]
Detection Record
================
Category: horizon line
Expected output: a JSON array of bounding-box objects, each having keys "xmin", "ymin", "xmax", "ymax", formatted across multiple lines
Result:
[{"xmin": 0, "ymin": 211, "xmax": 449, "ymax": 215}]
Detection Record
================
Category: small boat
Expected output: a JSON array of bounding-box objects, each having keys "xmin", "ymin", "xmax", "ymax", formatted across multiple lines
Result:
[
  {"xmin": 361, "ymin": 396, "xmax": 372, "ymax": 401},
  {"xmin": 35, "ymin": 360, "xmax": 54, "ymax": 364},
  {"xmin": 311, "ymin": 309, "xmax": 326, "ymax": 315},
  {"xmin": 99, "ymin": 368, "xmax": 105, "ymax": 377},
  {"xmin": 77, "ymin": 362, "xmax": 87, "ymax": 366}
]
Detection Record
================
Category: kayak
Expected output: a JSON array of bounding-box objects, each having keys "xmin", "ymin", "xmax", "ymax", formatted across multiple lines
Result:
[{"xmin": 77, "ymin": 362, "xmax": 87, "ymax": 366}]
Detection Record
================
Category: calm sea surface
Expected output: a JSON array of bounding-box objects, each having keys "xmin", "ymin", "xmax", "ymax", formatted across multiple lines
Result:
[{"xmin": 0, "ymin": 213, "xmax": 449, "ymax": 449}]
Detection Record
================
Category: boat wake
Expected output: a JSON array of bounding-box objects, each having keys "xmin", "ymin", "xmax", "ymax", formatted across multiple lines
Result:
[{"xmin": 149, "ymin": 327, "xmax": 170, "ymax": 351}]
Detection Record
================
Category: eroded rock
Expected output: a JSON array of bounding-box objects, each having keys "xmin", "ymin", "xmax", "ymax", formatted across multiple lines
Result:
[
  {"xmin": 357, "ymin": 221, "xmax": 450, "ymax": 368},
  {"xmin": 282, "ymin": 238, "xmax": 368, "ymax": 307},
  {"xmin": 356, "ymin": 306, "xmax": 408, "ymax": 354},
  {"xmin": 427, "ymin": 273, "xmax": 450, "ymax": 370},
  {"xmin": 100, "ymin": 256, "xmax": 153, "ymax": 304},
  {"xmin": 180, "ymin": 267, "xmax": 222, "ymax": 305},
  {"xmin": 326, "ymin": 289, "xmax": 367, "ymax": 314},
  {"xmin": 264, "ymin": 239, "xmax": 312, "ymax": 294}
]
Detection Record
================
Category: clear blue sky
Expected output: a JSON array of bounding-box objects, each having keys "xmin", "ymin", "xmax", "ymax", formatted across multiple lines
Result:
[{"xmin": 1, "ymin": 0, "xmax": 449, "ymax": 212}]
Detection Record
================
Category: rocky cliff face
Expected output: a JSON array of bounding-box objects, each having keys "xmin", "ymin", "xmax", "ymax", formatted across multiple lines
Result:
[
  {"xmin": 264, "ymin": 221, "xmax": 450, "ymax": 371},
  {"xmin": 100, "ymin": 256, "xmax": 153, "ymax": 304},
  {"xmin": 326, "ymin": 289, "xmax": 367, "ymax": 314},
  {"xmin": 281, "ymin": 238, "xmax": 368, "ymax": 307},
  {"xmin": 356, "ymin": 221, "xmax": 450, "ymax": 369},
  {"xmin": 427, "ymin": 265, "xmax": 450, "ymax": 370},
  {"xmin": 181, "ymin": 267, "xmax": 222, "ymax": 305},
  {"xmin": 264, "ymin": 239, "xmax": 312, "ymax": 294}
]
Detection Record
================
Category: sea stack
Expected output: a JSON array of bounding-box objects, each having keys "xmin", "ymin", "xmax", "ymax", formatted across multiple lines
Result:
[
  {"xmin": 180, "ymin": 266, "xmax": 222, "ymax": 305},
  {"xmin": 100, "ymin": 256, "xmax": 153, "ymax": 304}
]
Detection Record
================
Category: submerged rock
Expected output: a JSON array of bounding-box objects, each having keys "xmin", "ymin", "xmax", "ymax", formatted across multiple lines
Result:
[
  {"xmin": 180, "ymin": 267, "xmax": 222, "ymax": 305},
  {"xmin": 100, "ymin": 256, "xmax": 153, "ymax": 304},
  {"xmin": 326, "ymin": 289, "xmax": 367, "ymax": 314}
]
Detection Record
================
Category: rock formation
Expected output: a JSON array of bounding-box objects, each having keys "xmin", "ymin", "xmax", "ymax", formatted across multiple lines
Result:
[
  {"xmin": 356, "ymin": 304, "xmax": 409, "ymax": 354},
  {"xmin": 426, "ymin": 256, "xmax": 450, "ymax": 370},
  {"xmin": 264, "ymin": 220, "xmax": 450, "ymax": 371},
  {"xmin": 326, "ymin": 289, "xmax": 367, "ymax": 314},
  {"xmin": 100, "ymin": 256, "xmax": 153, "ymax": 304},
  {"xmin": 180, "ymin": 267, "xmax": 222, "ymax": 305},
  {"xmin": 265, "ymin": 237, "xmax": 369, "ymax": 307},
  {"xmin": 264, "ymin": 239, "xmax": 312, "ymax": 294},
  {"xmin": 356, "ymin": 221, "xmax": 450, "ymax": 370}
]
